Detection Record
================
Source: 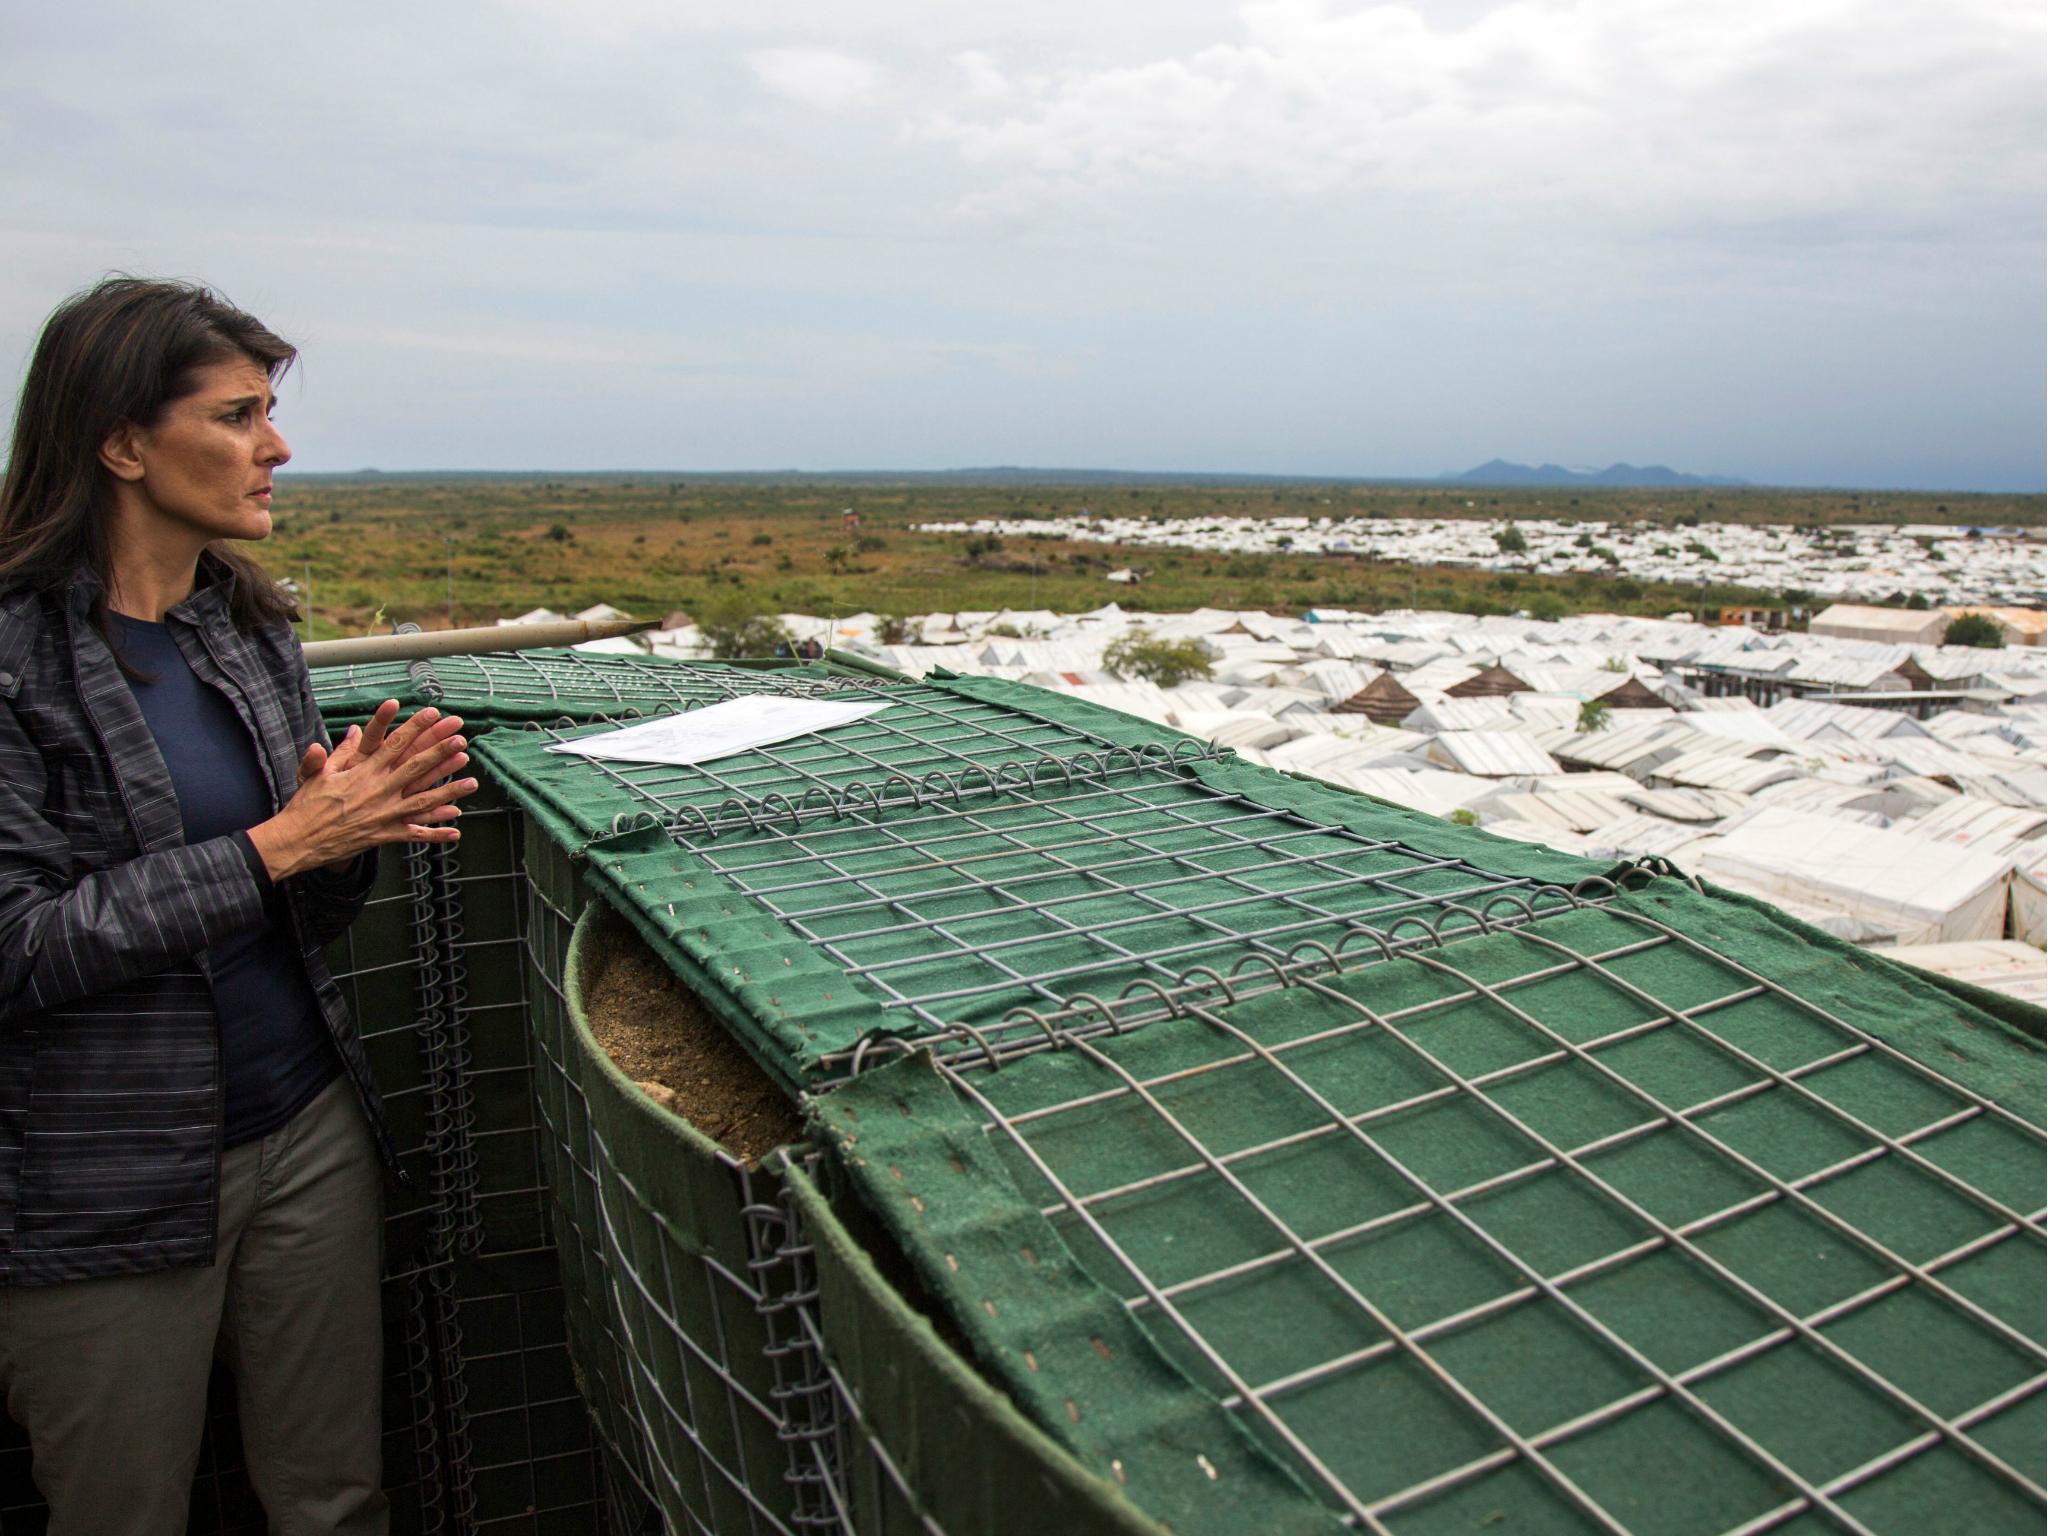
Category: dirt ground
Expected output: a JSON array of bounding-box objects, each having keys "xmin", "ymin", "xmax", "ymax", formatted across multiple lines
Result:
[{"xmin": 579, "ymin": 910, "xmax": 805, "ymax": 1164}]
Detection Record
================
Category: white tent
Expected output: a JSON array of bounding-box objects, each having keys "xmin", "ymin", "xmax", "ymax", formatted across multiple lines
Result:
[{"xmin": 1700, "ymin": 807, "xmax": 2013, "ymax": 944}]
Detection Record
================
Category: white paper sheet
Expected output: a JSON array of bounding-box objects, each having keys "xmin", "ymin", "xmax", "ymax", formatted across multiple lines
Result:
[{"xmin": 543, "ymin": 694, "xmax": 890, "ymax": 766}]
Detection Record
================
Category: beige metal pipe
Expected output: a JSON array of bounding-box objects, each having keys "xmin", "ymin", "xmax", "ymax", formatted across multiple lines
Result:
[{"xmin": 303, "ymin": 617, "xmax": 660, "ymax": 668}]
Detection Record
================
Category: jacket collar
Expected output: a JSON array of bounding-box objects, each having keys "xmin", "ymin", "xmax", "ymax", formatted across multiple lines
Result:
[{"xmin": 64, "ymin": 551, "xmax": 237, "ymax": 627}]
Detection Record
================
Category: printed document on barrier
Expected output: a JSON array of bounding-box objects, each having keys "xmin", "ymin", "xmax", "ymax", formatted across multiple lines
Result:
[{"xmin": 543, "ymin": 695, "xmax": 889, "ymax": 766}]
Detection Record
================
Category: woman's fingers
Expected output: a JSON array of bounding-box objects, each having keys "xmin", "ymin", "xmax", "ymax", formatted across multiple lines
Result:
[
  {"xmin": 296, "ymin": 741, "xmax": 328, "ymax": 784},
  {"xmin": 355, "ymin": 700, "xmax": 401, "ymax": 759},
  {"xmin": 370, "ymin": 709, "xmax": 467, "ymax": 783},
  {"xmin": 396, "ymin": 775, "xmax": 479, "ymax": 822},
  {"xmin": 394, "ymin": 738, "xmax": 468, "ymax": 790}
]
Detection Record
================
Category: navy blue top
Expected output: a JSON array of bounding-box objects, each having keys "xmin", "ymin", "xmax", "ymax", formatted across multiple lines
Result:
[{"xmin": 107, "ymin": 612, "xmax": 338, "ymax": 1147}]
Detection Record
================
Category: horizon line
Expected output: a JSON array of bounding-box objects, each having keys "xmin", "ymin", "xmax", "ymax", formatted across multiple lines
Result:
[{"xmin": 279, "ymin": 466, "xmax": 2048, "ymax": 498}]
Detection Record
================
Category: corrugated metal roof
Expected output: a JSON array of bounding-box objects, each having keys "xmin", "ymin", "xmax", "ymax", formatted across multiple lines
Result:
[
  {"xmin": 1472, "ymin": 787, "xmax": 1634, "ymax": 832},
  {"xmin": 1765, "ymin": 697, "xmax": 1930, "ymax": 742},
  {"xmin": 1703, "ymin": 805, "xmax": 2015, "ymax": 944},
  {"xmin": 1426, "ymin": 730, "xmax": 1563, "ymax": 777},
  {"xmin": 1650, "ymin": 748, "xmax": 1804, "ymax": 793}
]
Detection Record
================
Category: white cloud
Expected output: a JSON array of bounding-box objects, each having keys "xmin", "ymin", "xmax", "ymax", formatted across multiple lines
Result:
[
  {"xmin": 918, "ymin": 0, "xmax": 2044, "ymax": 233},
  {"xmin": 748, "ymin": 47, "xmax": 880, "ymax": 110}
]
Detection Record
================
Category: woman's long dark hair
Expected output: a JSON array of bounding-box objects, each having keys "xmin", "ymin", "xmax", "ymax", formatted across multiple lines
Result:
[{"xmin": 0, "ymin": 276, "xmax": 300, "ymax": 632}]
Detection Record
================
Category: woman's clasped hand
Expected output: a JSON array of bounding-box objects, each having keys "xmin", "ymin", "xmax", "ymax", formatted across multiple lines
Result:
[{"xmin": 249, "ymin": 699, "xmax": 478, "ymax": 881}]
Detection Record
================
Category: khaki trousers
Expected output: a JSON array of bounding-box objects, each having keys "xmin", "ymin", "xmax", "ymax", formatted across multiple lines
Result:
[{"xmin": 0, "ymin": 1077, "xmax": 388, "ymax": 1536}]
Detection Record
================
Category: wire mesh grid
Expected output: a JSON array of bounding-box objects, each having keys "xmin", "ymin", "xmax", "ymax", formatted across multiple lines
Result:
[
  {"xmin": 311, "ymin": 649, "xmax": 871, "ymax": 721},
  {"xmin": 506, "ymin": 683, "xmax": 1222, "ymax": 842},
  {"xmin": 389, "ymin": 788, "xmax": 605, "ymax": 1534},
  {"xmin": 779, "ymin": 1303, "xmax": 943, "ymax": 1536},
  {"xmin": 639, "ymin": 763, "xmax": 1633, "ymax": 1074},
  {"xmin": 517, "ymin": 828, "xmax": 841, "ymax": 1536},
  {"xmin": 933, "ymin": 895, "xmax": 2047, "ymax": 1536}
]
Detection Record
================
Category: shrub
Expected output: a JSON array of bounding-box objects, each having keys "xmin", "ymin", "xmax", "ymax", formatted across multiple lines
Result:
[
  {"xmin": 751, "ymin": 532, "xmax": 773, "ymax": 546},
  {"xmin": 1447, "ymin": 808, "xmax": 1479, "ymax": 827},
  {"xmin": 1103, "ymin": 632, "xmax": 1214, "ymax": 688},
  {"xmin": 1576, "ymin": 698, "xmax": 1613, "ymax": 734},
  {"xmin": 1685, "ymin": 540, "xmax": 1719, "ymax": 561},
  {"xmin": 546, "ymin": 523, "xmax": 572, "ymax": 543},
  {"xmin": 696, "ymin": 588, "xmax": 790, "ymax": 660},
  {"xmin": 1527, "ymin": 592, "xmax": 1568, "ymax": 622},
  {"xmin": 1494, "ymin": 524, "xmax": 1528, "ymax": 555},
  {"xmin": 1943, "ymin": 613, "xmax": 2005, "ymax": 649}
]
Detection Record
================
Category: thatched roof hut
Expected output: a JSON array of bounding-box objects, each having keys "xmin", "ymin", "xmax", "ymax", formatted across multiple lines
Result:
[
  {"xmin": 1595, "ymin": 674, "xmax": 1667, "ymax": 710},
  {"xmin": 1338, "ymin": 672, "xmax": 1422, "ymax": 726},
  {"xmin": 1445, "ymin": 663, "xmax": 1533, "ymax": 700}
]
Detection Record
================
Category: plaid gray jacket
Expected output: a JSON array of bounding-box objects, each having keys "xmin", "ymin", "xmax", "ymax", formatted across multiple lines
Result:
[{"xmin": 0, "ymin": 557, "xmax": 389, "ymax": 1285}]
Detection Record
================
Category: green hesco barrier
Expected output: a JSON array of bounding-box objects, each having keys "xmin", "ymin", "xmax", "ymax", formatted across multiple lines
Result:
[
  {"xmin": 310, "ymin": 647, "xmax": 883, "ymax": 728},
  {"xmin": 809, "ymin": 886, "xmax": 2045, "ymax": 1536},
  {"xmin": 472, "ymin": 680, "xmax": 1635, "ymax": 1101},
  {"xmin": 780, "ymin": 1161, "xmax": 1164, "ymax": 1536},
  {"xmin": 289, "ymin": 653, "xmax": 2038, "ymax": 1536},
  {"xmin": 522, "ymin": 848, "xmax": 827, "ymax": 1534},
  {"xmin": 524, "ymin": 891, "xmax": 1168, "ymax": 1536}
]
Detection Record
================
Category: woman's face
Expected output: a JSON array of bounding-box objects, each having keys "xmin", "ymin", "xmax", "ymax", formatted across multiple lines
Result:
[{"xmin": 121, "ymin": 354, "xmax": 292, "ymax": 546}]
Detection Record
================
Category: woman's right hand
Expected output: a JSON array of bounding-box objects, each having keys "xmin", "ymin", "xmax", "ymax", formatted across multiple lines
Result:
[{"xmin": 247, "ymin": 706, "xmax": 477, "ymax": 882}]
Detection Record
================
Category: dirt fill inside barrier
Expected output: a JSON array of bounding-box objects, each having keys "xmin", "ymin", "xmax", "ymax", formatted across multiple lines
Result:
[{"xmin": 579, "ymin": 906, "xmax": 805, "ymax": 1164}]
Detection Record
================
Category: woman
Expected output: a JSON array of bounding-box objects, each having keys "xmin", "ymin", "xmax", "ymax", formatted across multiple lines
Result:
[{"xmin": 0, "ymin": 277, "xmax": 476, "ymax": 1536}]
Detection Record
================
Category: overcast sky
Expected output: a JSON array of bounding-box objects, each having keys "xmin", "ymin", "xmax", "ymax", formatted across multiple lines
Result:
[{"xmin": 2, "ymin": 2, "xmax": 2041, "ymax": 490}]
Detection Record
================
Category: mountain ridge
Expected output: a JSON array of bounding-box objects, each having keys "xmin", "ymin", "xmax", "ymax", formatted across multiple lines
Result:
[{"xmin": 1446, "ymin": 459, "xmax": 1749, "ymax": 488}]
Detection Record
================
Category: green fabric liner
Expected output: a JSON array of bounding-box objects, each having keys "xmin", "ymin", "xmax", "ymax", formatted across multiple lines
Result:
[
  {"xmin": 477, "ymin": 700, "xmax": 2042, "ymax": 1102},
  {"xmin": 552, "ymin": 905, "xmax": 806, "ymax": 1535},
  {"xmin": 575, "ymin": 824, "xmax": 895, "ymax": 1096},
  {"xmin": 898, "ymin": 671, "xmax": 2048, "ymax": 1041},
  {"xmin": 810, "ymin": 886, "xmax": 2042, "ymax": 1535},
  {"xmin": 783, "ymin": 1163, "xmax": 1167, "ymax": 1536},
  {"xmin": 1694, "ymin": 878, "xmax": 2048, "ymax": 1043},
  {"xmin": 806, "ymin": 1052, "xmax": 1349, "ymax": 1536},
  {"xmin": 475, "ymin": 772, "xmax": 1623, "ymax": 1096},
  {"xmin": 313, "ymin": 651, "xmax": 854, "ymax": 727}
]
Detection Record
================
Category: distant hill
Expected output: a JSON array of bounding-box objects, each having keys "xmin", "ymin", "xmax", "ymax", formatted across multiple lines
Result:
[{"xmin": 1447, "ymin": 459, "xmax": 1749, "ymax": 489}]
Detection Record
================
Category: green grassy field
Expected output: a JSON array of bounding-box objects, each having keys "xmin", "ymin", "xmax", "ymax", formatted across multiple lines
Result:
[{"xmin": 261, "ymin": 474, "xmax": 2043, "ymax": 640}]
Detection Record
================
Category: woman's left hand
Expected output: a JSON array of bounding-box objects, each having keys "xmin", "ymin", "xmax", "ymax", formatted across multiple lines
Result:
[
  {"xmin": 297, "ymin": 699, "xmax": 463, "ymax": 783},
  {"xmin": 291, "ymin": 699, "xmax": 468, "ymax": 867}
]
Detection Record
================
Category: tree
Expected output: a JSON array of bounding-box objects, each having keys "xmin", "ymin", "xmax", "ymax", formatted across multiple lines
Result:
[
  {"xmin": 1103, "ymin": 632, "xmax": 1214, "ymax": 688},
  {"xmin": 1494, "ymin": 524, "xmax": 1528, "ymax": 555},
  {"xmin": 1943, "ymin": 613, "xmax": 2005, "ymax": 649},
  {"xmin": 1576, "ymin": 698, "xmax": 1613, "ymax": 734},
  {"xmin": 696, "ymin": 588, "xmax": 790, "ymax": 660}
]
